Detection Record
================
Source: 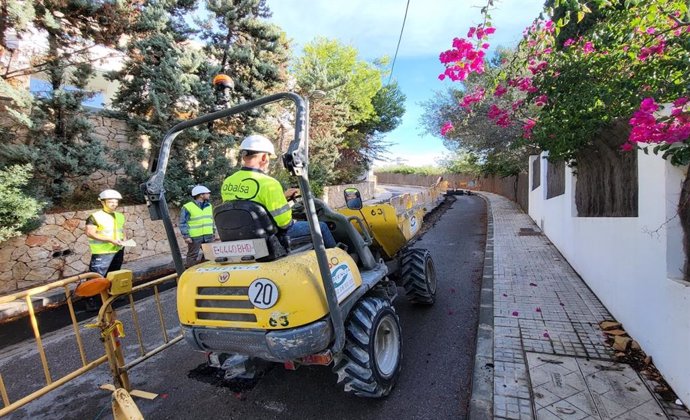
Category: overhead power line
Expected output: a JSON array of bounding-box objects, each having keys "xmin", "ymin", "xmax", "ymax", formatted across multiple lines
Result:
[{"xmin": 388, "ymin": 0, "xmax": 411, "ymax": 85}]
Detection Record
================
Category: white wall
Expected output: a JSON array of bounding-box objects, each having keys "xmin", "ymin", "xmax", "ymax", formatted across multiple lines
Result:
[{"xmin": 528, "ymin": 151, "xmax": 690, "ymax": 406}]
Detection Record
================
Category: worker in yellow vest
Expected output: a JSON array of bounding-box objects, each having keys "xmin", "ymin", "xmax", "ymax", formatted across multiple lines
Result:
[
  {"xmin": 83, "ymin": 189, "xmax": 127, "ymax": 311},
  {"xmin": 221, "ymin": 134, "xmax": 336, "ymax": 248},
  {"xmin": 85, "ymin": 189, "xmax": 127, "ymax": 277},
  {"xmin": 179, "ymin": 185, "xmax": 216, "ymax": 266}
]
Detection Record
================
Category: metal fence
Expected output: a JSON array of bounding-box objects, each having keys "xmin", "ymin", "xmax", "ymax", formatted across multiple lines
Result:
[{"xmin": 0, "ymin": 270, "xmax": 181, "ymax": 418}]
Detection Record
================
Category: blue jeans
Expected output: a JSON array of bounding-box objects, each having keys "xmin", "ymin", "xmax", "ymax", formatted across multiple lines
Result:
[
  {"xmin": 89, "ymin": 249, "xmax": 124, "ymax": 277},
  {"xmin": 286, "ymin": 221, "xmax": 336, "ymax": 248}
]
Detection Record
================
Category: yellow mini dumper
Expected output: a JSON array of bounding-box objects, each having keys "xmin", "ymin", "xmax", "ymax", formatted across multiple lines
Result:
[{"xmin": 142, "ymin": 92, "xmax": 436, "ymax": 398}]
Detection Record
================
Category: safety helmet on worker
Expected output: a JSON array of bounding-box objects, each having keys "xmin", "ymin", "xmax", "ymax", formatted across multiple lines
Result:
[
  {"xmin": 191, "ymin": 185, "xmax": 211, "ymax": 197},
  {"xmin": 98, "ymin": 189, "xmax": 122, "ymax": 201},
  {"xmin": 240, "ymin": 134, "xmax": 276, "ymax": 157}
]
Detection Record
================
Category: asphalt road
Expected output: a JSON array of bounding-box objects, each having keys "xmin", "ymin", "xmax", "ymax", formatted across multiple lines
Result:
[{"xmin": 2, "ymin": 195, "xmax": 486, "ymax": 420}]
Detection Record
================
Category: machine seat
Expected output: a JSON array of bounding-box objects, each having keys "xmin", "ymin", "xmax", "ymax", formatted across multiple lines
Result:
[{"xmin": 213, "ymin": 200, "xmax": 288, "ymax": 261}]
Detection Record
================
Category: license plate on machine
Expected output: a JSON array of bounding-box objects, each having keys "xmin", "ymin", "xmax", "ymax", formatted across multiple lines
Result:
[{"xmin": 202, "ymin": 239, "xmax": 269, "ymax": 261}]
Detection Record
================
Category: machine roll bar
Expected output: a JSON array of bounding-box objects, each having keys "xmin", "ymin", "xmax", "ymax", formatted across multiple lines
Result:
[{"xmin": 141, "ymin": 92, "xmax": 345, "ymax": 353}]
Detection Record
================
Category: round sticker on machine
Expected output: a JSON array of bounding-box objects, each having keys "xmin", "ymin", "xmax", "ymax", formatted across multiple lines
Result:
[
  {"xmin": 331, "ymin": 263, "xmax": 356, "ymax": 302},
  {"xmin": 248, "ymin": 278, "xmax": 279, "ymax": 309},
  {"xmin": 410, "ymin": 215, "xmax": 419, "ymax": 235}
]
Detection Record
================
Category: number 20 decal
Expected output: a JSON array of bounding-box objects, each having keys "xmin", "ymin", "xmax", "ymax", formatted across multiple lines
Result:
[{"xmin": 248, "ymin": 278, "xmax": 279, "ymax": 309}]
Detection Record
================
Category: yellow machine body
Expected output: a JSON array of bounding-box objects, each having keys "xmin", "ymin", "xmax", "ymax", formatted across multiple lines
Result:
[
  {"xmin": 177, "ymin": 247, "xmax": 361, "ymax": 330},
  {"xmin": 337, "ymin": 204, "xmax": 426, "ymax": 259}
]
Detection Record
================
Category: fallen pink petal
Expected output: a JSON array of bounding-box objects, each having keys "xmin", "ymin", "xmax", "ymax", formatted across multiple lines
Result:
[{"xmin": 512, "ymin": 311, "xmax": 519, "ymax": 316}]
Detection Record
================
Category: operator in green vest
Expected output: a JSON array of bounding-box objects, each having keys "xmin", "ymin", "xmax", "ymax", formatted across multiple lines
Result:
[
  {"xmin": 221, "ymin": 134, "xmax": 336, "ymax": 248},
  {"xmin": 85, "ymin": 189, "xmax": 127, "ymax": 278},
  {"xmin": 179, "ymin": 185, "xmax": 216, "ymax": 266}
]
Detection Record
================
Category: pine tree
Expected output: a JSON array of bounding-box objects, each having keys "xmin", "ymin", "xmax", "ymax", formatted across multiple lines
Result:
[
  {"xmin": 110, "ymin": 0, "xmax": 290, "ymax": 204},
  {"xmin": 0, "ymin": 1, "xmax": 135, "ymax": 207},
  {"xmin": 108, "ymin": 0, "xmax": 205, "ymax": 204},
  {"xmin": 202, "ymin": 0, "xmax": 288, "ymax": 114}
]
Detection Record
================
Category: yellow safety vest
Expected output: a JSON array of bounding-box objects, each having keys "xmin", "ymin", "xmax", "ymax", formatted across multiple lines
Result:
[
  {"xmin": 183, "ymin": 201, "xmax": 214, "ymax": 237},
  {"xmin": 88, "ymin": 210, "xmax": 125, "ymax": 254},
  {"xmin": 221, "ymin": 168, "xmax": 292, "ymax": 228}
]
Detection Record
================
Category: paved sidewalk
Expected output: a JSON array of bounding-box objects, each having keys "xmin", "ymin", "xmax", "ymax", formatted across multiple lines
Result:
[{"xmin": 470, "ymin": 192, "xmax": 690, "ymax": 420}]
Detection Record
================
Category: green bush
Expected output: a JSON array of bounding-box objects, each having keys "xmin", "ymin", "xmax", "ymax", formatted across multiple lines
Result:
[
  {"xmin": 0, "ymin": 164, "xmax": 43, "ymax": 243},
  {"xmin": 375, "ymin": 165, "xmax": 444, "ymax": 176}
]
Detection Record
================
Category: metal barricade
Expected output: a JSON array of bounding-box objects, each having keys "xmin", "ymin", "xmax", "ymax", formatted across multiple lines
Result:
[{"xmin": 0, "ymin": 270, "xmax": 182, "ymax": 418}]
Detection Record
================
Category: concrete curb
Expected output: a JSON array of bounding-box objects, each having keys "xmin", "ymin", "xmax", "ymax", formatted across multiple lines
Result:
[{"xmin": 468, "ymin": 192, "xmax": 494, "ymax": 419}]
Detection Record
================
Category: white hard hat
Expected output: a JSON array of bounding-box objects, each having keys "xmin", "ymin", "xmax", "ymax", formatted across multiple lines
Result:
[
  {"xmin": 239, "ymin": 134, "xmax": 276, "ymax": 157},
  {"xmin": 98, "ymin": 189, "xmax": 122, "ymax": 200},
  {"xmin": 191, "ymin": 185, "xmax": 211, "ymax": 196}
]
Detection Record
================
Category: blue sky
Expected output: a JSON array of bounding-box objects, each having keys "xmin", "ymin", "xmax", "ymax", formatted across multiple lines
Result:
[{"xmin": 268, "ymin": 0, "xmax": 545, "ymax": 166}]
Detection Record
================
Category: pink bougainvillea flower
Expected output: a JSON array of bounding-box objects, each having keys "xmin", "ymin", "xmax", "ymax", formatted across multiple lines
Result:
[
  {"xmin": 467, "ymin": 27, "xmax": 476, "ymax": 38},
  {"xmin": 534, "ymin": 95, "xmax": 548, "ymax": 107},
  {"xmin": 523, "ymin": 119, "xmax": 537, "ymax": 139},
  {"xmin": 628, "ymin": 97, "xmax": 690, "ymax": 146},
  {"xmin": 640, "ymin": 97, "xmax": 659, "ymax": 113},
  {"xmin": 582, "ymin": 41, "xmax": 595, "ymax": 54},
  {"xmin": 484, "ymin": 27, "xmax": 496, "ymax": 35},
  {"xmin": 488, "ymin": 104, "xmax": 504, "ymax": 119},
  {"xmin": 563, "ymin": 38, "xmax": 575, "ymax": 47},
  {"xmin": 481, "ymin": 42, "xmax": 490, "ymax": 49},
  {"xmin": 638, "ymin": 40, "xmax": 666, "ymax": 61},
  {"xmin": 646, "ymin": 27, "xmax": 656, "ymax": 34},
  {"xmin": 441, "ymin": 121, "xmax": 454, "ymax": 136},
  {"xmin": 621, "ymin": 142, "xmax": 635, "ymax": 152},
  {"xmin": 460, "ymin": 88, "xmax": 486, "ymax": 109},
  {"xmin": 494, "ymin": 84, "xmax": 508, "ymax": 97},
  {"xmin": 528, "ymin": 61, "xmax": 548, "ymax": 75},
  {"xmin": 496, "ymin": 115, "xmax": 512, "ymax": 127},
  {"xmin": 673, "ymin": 97, "xmax": 689, "ymax": 107}
]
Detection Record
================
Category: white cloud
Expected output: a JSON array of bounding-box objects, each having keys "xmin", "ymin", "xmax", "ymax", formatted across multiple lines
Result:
[
  {"xmin": 267, "ymin": 0, "xmax": 544, "ymax": 59},
  {"xmin": 373, "ymin": 150, "xmax": 443, "ymax": 168}
]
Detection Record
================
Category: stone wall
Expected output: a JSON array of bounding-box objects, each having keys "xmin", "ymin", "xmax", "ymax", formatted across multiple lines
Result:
[
  {"xmin": 0, "ymin": 180, "xmax": 379, "ymax": 295},
  {"xmin": 0, "ymin": 204, "xmax": 184, "ymax": 294}
]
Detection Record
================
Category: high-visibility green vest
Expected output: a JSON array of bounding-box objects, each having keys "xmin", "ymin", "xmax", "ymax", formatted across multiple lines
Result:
[
  {"xmin": 183, "ymin": 201, "xmax": 214, "ymax": 237},
  {"xmin": 88, "ymin": 210, "xmax": 125, "ymax": 254},
  {"xmin": 221, "ymin": 168, "xmax": 292, "ymax": 228}
]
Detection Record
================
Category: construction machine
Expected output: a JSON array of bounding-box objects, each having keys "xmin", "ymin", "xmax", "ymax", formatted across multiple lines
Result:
[{"xmin": 142, "ymin": 92, "xmax": 436, "ymax": 397}]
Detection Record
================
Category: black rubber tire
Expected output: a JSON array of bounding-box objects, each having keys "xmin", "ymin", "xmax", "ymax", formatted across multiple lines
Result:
[
  {"xmin": 333, "ymin": 297, "xmax": 402, "ymax": 398},
  {"xmin": 400, "ymin": 248, "xmax": 437, "ymax": 305}
]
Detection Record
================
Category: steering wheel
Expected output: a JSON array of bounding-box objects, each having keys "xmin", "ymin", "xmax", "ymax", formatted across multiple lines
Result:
[{"xmin": 290, "ymin": 194, "xmax": 306, "ymax": 220}]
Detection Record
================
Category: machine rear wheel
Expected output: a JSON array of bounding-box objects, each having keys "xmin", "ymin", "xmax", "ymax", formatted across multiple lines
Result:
[
  {"xmin": 333, "ymin": 297, "xmax": 402, "ymax": 398},
  {"xmin": 401, "ymin": 248, "xmax": 437, "ymax": 305}
]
